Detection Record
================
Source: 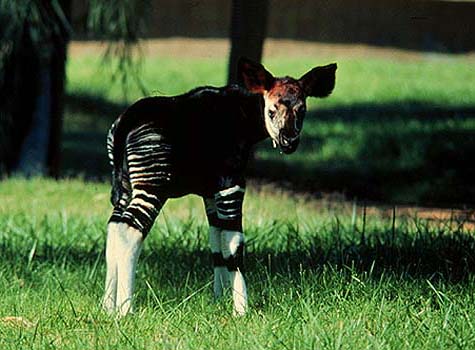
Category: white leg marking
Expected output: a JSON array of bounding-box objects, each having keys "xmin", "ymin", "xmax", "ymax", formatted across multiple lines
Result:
[
  {"xmin": 209, "ymin": 226, "xmax": 229, "ymax": 298},
  {"xmin": 221, "ymin": 230, "xmax": 247, "ymax": 315},
  {"xmin": 116, "ymin": 223, "xmax": 143, "ymax": 316},
  {"xmin": 103, "ymin": 222, "xmax": 143, "ymax": 316},
  {"xmin": 220, "ymin": 230, "xmax": 243, "ymax": 259},
  {"xmin": 230, "ymin": 270, "xmax": 247, "ymax": 316},
  {"xmin": 103, "ymin": 222, "xmax": 119, "ymax": 312}
]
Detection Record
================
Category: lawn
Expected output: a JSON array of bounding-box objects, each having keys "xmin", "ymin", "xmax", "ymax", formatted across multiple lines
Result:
[
  {"xmin": 1, "ymin": 178, "xmax": 475, "ymax": 349},
  {"xmin": 1, "ymin": 40, "xmax": 475, "ymax": 349},
  {"xmin": 63, "ymin": 40, "xmax": 475, "ymax": 206}
]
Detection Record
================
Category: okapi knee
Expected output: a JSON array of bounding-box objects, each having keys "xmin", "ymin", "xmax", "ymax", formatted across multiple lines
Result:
[
  {"xmin": 208, "ymin": 225, "xmax": 229, "ymax": 298},
  {"xmin": 221, "ymin": 230, "xmax": 247, "ymax": 315},
  {"xmin": 221, "ymin": 230, "xmax": 245, "ymax": 272}
]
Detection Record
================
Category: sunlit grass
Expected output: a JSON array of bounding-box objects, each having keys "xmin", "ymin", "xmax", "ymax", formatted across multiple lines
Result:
[
  {"xmin": 1, "ymin": 178, "xmax": 475, "ymax": 349},
  {"xmin": 3, "ymin": 41, "xmax": 475, "ymax": 349},
  {"xmin": 64, "ymin": 47, "xmax": 475, "ymax": 205},
  {"xmin": 67, "ymin": 52, "xmax": 475, "ymax": 109}
]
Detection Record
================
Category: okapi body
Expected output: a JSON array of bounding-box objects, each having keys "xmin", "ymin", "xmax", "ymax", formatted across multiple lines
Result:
[{"xmin": 104, "ymin": 58, "xmax": 337, "ymax": 316}]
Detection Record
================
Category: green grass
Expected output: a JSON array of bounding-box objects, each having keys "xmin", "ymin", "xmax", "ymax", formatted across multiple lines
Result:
[
  {"xmin": 63, "ymin": 51, "xmax": 475, "ymax": 205},
  {"xmin": 1, "ymin": 178, "xmax": 475, "ymax": 349},
  {"xmin": 3, "ymin": 45, "xmax": 475, "ymax": 348},
  {"xmin": 66, "ymin": 54, "xmax": 475, "ymax": 109}
]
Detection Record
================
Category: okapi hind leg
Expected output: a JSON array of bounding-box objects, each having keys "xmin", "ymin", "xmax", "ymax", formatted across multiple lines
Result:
[
  {"xmin": 103, "ymin": 221, "xmax": 120, "ymax": 312},
  {"xmin": 104, "ymin": 123, "xmax": 172, "ymax": 315},
  {"xmin": 103, "ymin": 221, "xmax": 143, "ymax": 316},
  {"xmin": 103, "ymin": 190, "xmax": 164, "ymax": 316},
  {"xmin": 103, "ymin": 174, "xmax": 132, "ymax": 313}
]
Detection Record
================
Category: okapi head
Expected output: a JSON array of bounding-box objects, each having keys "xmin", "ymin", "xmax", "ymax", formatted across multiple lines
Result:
[{"xmin": 238, "ymin": 57, "xmax": 337, "ymax": 154}]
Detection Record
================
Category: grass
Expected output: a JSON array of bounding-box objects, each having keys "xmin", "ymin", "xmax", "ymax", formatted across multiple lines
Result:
[
  {"xmin": 3, "ymin": 42, "xmax": 475, "ymax": 348},
  {"xmin": 1, "ymin": 178, "xmax": 475, "ymax": 349},
  {"xmin": 63, "ymin": 47, "xmax": 475, "ymax": 206}
]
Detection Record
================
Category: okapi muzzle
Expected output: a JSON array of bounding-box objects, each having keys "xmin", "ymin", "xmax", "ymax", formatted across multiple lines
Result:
[{"xmin": 239, "ymin": 58, "xmax": 337, "ymax": 154}]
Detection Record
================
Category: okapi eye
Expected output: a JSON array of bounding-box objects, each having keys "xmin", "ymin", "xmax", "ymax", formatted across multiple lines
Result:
[{"xmin": 268, "ymin": 110, "xmax": 276, "ymax": 120}]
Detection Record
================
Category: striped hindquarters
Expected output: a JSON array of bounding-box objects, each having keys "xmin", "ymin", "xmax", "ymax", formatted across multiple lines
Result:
[
  {"xmin": 114, "ymin": 123, "xmax": 172, "ymax": 233},
  {"xmin": 125, "ymin": 123, "xmax": 173, "ymax": 186}
]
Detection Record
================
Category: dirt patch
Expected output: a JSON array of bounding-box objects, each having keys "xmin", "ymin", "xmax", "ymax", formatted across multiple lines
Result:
[
  {"xmin": 365, "ymin": 205, "xmax": 475, "ymax": 231},
  {"xmin": 251, "ymin": 181, "xmax": 475, "ymax": 231}
]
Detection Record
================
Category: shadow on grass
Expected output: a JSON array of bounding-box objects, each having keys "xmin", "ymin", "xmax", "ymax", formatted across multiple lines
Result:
[
  {"xmin": 3, "ymin": 225, "xmax": 475, "ymax": 288},
  {"xmin": 249, "ymin": 103, "xmax": 475, "ymax": 207},
  {"xmin": 62, "ymin": 92, "xmax": 475, "ymax": 206}
]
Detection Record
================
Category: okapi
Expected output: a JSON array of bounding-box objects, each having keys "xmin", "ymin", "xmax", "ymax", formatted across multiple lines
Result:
[{"xmin": 103, "ymin": 57, "xmax": 337, "ymax": 316}]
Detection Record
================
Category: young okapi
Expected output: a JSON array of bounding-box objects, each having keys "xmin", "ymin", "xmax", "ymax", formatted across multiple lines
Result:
[{"xmin": 103, "ymin": 57, "xmax": 337, "ymax": 316}]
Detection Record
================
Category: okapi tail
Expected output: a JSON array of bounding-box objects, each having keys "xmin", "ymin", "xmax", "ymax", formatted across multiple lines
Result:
[
  {"xmin": 107, "ymin": 98, "xmax": 165, "ymax": 206},
  {"xmin": 107, "ymin": 97, "xmax": 174, "ymax": 207},
  {"xmin": 107, "ymin": 117, "xmax": 123, "ymax": 207}
]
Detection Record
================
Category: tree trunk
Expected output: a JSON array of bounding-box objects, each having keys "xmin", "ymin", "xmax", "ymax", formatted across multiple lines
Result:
[
  {"xmin": 16, "ymin": 64, "xmax": 53, "ymax": 176},
  {"xmin": 228, "ymin": 0, "xmax": 269, "ymax": 85},
  {"xmin": 47, "ymin": 27, "xmax": 68, "ymax": 178},
  {"xmin": 1, "ymin": 1, "xmax": 70, "ymax": 177}
]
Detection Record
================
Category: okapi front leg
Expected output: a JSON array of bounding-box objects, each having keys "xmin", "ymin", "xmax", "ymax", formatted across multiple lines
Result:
[
  {"xmin": 204, "ymin": 198, "xmax": 229, "ymax": 298},
  {"xmin": 215, "ymin": 184, "xmax": 247, "ymax": 315},
  {"xmin": 210, "ymin": 226, "xmax": 230, "ymax": 298},
  {"xmin": 221, "ymin": 230, "xmax": 247, "ymax": 315}
]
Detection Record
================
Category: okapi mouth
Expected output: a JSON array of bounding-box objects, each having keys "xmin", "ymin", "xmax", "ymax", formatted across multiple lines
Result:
[{"xmin": 278, "ymin": 133, "xmax": 300, "ymax": 154}]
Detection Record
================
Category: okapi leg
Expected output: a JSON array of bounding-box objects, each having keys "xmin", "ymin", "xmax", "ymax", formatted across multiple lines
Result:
[
  {"xmin": 221, "ymin": 230, "xmax": 247, "ymax": 315},
  {"xmin": 210, "ymin": 226, "xmax": 230, "ymax": 297},
  {"xmin": 214, "ymin": 184, "xmax": 247, "ymax": 315},
  {"xmin": 103, "ymin": 221, "xmax": 120, "ymax": 312},
  {"xmin": 104, "ymin": 187, "xmax": 164, "ymax": 316},
  {"xmin": 104, "ymin": 123, "xmax": 172, "ymax": 315},
  {"xmin": 204, "ymin": 198, "xmax": 229, "ymax": 298},
  {"xmin": 103, "ymin": 221, "xmax": 143, "ymax": 316},
  {"xmin": 103, "ymin": 172, "xmax": 132, "ymax": 312}
]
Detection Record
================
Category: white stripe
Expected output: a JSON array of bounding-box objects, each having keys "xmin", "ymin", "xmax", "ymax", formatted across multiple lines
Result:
[
  {"xmin": 217, "ymin": 185, "xmax": 244, "ymax": 197},
  {"xmin": 129, "ymin": 171, "xmax": 171, "ymax": 179},
  {"xmin": 132, "ymin": 188, "xmax": 158, "ymax": 200},
  {"xmin": 217, "ymin": 213, "xmax": 240, "ymax": 219},
  {"xmin": 218, "ymin": 207, "xmax": 240, "ymax": 213},
  {"xmin": 219, "ymin": 199, "xmax": 240, "ymax": 205},
  {"xmin": 127, "ymin": 204, "xmax": 154, "ymax": 218},
  {"xmin": 128, "ymin": 159, "xmax": 170, "ymax": 167},
  {"xmin": 129, "ymin": 197, "xmax": 156, "ymax": 209}
]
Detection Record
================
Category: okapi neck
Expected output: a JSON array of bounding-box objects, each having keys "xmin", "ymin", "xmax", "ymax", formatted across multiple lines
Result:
[{"xmin": 239, "ymin": 94, "xmax": 269, "ymax": 145}]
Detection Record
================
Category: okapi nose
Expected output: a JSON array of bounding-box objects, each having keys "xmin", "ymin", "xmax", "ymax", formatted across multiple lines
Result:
[
  {"xmin": 278, "ymin": 132, "xmax": 300, "ymax": 154},
  {"xmin": 279, "ymin": 133, "xmax": 299, "ymax": 146},
  {"xmin": 281, "ymin": 136, "xmax": 290, "ymax": 146},
  {"xmin": 282, "ymin": 129, "xmax": 299, "ymax": 141}
]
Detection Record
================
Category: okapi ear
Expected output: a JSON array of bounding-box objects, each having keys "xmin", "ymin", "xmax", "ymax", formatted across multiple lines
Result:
[
  {"xmin": 299, "ymin": 63, "xmax": 337, "ymax": 98},
  {"xmin": 238, "ymin": 57, "xmax": 275, "ymax": 94}
]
